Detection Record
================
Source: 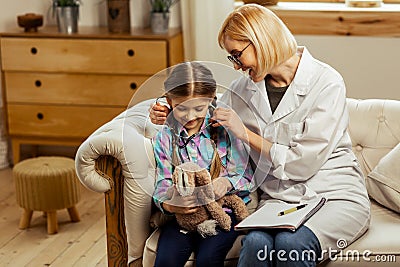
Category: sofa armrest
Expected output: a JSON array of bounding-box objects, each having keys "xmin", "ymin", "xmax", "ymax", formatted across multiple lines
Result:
[
  {"xmin": 95, "ymin": 155, "xmax": 129, "ymax": 266},
  {"xmin": 76, "ymin": 99, "xmax": 158, "ymax": 266}
]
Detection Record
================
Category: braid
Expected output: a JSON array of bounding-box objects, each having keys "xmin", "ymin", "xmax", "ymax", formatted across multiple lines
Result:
[
  {"xmin": 208, "ymin": 97, "xmax": 223, "ymax": 179},
  {"xmin": 170, "ymin": 127, "xmax": 181, "ymax": 170}
]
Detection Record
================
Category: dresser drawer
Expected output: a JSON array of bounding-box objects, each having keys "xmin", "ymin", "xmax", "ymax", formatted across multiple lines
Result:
[
  {"xmin": 4, "ymin": 72, "xmax": 147, "ymax": 106},
  {"xmin": 7, "ymin": 104, "xmax": 124, "ymax": 138},
  {"xmin": 1, "ymin": 38, "xmax": 167, "ymax": 74}
]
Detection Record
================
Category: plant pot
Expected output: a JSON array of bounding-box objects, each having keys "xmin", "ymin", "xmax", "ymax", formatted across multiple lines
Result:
[
  {"xmin": 107, "ymin": 0, "xmax": 131, "ymax": 33},
  {"xmin": 150, "ymin": 12, "xmax": 170, "ymax": 34},
  {"xmin": 56, "ymin": 6, "xmax": 79, "ymax": 34}
]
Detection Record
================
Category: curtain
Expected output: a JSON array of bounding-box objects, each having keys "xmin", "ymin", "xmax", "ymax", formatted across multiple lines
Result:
[{"xmin": 180, "ymin": 0, "xmax": 235, "ymax": 63}]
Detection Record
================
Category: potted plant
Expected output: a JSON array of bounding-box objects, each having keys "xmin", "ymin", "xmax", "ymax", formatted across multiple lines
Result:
[
  {"xmin": 149, "ymin": 0, "xmax": 179, "ymax": 33},
  {"xmin": 52, "ymin": 0, "xmax": 81, "ymax": 34}
]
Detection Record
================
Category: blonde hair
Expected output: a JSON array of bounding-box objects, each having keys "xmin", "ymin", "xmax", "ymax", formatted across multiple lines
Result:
[{"xmin": 218, "ymin": 4, "xmax": 297, "ymax": 80}]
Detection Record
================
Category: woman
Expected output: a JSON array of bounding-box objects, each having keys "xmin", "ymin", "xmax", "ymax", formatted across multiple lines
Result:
[{"xmin": 151, "ymin": 4, "xmax": 370, "ymax": 267}]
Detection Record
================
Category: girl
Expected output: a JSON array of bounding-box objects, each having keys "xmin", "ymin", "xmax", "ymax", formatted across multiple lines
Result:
[{"xmin": 152, "ymin": 62, "xmax": 253, "ymax": 267}]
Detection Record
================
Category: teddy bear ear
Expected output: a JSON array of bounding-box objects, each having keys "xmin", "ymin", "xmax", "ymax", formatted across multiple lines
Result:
[
  {"xmin": 195, "ymin": 169, "xmax": 211, "ymax": 186},
  {"xmin": 175, "ymin": 167, "xmax": 195, "ymax": 197},
  {"xmin": 172, "ymin": 166, "xmax": 179, "ymax": 184}
]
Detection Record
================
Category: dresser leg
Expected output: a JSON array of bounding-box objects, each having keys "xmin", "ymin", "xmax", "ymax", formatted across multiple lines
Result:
[{"xmin": 11, "ymin": 140, "xmax": 21, "ymax": 165}]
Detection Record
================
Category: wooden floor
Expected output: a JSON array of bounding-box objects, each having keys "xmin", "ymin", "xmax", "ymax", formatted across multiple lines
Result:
[{"xmin": 0, "ymin": 167, "xmax": 108, "ymax": 267}]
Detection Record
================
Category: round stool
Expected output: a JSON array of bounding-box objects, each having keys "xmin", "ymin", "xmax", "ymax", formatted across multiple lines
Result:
[{"xmin": 13, "ymin": 156, "xmax": 81, "ymax": 234}]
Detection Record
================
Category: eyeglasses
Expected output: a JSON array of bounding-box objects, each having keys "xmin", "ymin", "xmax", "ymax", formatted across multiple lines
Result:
[{"xmin": 227, "ymin": 43, "xmax": 251, "ymax": 67}]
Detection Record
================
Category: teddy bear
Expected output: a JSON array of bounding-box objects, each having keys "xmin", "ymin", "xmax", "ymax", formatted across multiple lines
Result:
[{"xmin": 170, "ymin": 162, "xmax": 249, "ymax": 237}]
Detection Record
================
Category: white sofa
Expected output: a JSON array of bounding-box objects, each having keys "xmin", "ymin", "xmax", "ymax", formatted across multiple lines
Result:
[{"xmin": 75, "ymin": 98, "xmax": 400, "ymax": 267}]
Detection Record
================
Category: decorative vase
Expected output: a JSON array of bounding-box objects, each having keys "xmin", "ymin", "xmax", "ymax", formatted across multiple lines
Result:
[
  {"xmin": 150, "ymin": 12, "xmax": 170, "ymax": 34},
  {"xmin": 107, "ymin": 0, "xmax": 131, "ymax": 33},
  {"xmin": 56, "ymin": 6, "xmax": 79, "ymax": 34}
]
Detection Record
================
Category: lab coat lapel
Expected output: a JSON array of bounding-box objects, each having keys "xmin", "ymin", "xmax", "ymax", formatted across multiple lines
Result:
[
  {"xmin": 269, "ymin": 46, "xmax": 313, "ymax": 123},
  {"xmin": 249, "ymin": 81, "xmax": 272, "ymax": 125},
  {"xmin": 270, "ymin": 84, "xmax": 300, "ymax": 123}
]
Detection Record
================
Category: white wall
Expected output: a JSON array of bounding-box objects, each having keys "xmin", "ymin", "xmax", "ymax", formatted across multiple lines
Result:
[
  {"xmin": 180, "ymin": 0, "xmax": 235, "ymax": 63},
  {"xmin": 296, "ymin": 35, "xmax": 400, "ymax": 100}
]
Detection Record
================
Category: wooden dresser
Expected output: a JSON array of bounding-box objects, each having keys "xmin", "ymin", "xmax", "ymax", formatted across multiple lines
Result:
[{"xmin": 0, "ymin": 26, "xmax": 184, "ymax": 164}]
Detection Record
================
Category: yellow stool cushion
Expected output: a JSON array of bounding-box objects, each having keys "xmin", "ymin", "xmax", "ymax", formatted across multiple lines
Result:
[{"xmin": 13, "ymin": 156, "xmax": 80, "ymax": 211}]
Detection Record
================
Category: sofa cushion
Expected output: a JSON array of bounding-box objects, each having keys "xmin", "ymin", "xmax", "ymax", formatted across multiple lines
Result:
[
  {"xmin": 366, "ymin": 143, "xmax": 400, "ymax": 213},
  {"xmin": 346, "ymin": 99, "xmax": 400, "ymax": 178},
  {"xmin": 321, "ymin": 200, "xmax": 400, "ymax": 266}
]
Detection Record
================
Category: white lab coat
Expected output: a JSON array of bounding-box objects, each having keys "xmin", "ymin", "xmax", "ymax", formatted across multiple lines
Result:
[{"xmin": 220, "ymin": 47, "xmax": 370, "ymax": 256}]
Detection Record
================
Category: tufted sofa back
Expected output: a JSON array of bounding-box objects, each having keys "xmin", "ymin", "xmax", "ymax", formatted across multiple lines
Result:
[{"xmin": 346, "ymin": 98, "xmax": 400, "ymax": 177}]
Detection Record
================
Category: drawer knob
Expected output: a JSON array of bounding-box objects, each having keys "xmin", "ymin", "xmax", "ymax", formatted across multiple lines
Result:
[
  {"xmin": 127, "ymin": 49, "xmax": 135, "ymax": 57},
  {"xmin": 35, "ymin": 80, "xmax": 42, "ymax": 87},
  {"xmin": 31, "ymin": 47, "xmax": 38, "ymax": 55},
  {"xmin": 37, "ymin": 113, "xmax": 44, "ymax": 120},
  {"xmin": 130, "ymin": 82, "xmax": 137, "ymax": 90}
]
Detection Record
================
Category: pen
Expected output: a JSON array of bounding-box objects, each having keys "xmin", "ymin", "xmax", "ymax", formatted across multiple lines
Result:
[{"xmin": 277, "ymin": 204, "xmax": 308, "ymax": 216}]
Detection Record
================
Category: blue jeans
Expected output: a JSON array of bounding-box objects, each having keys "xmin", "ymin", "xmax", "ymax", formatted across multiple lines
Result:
[
  {"xmin": 154, "ymin": 213, "xmax": 239, "ymax": 267},
  {"xmin": 238, "ymin": 225, "xmax": 321, "ymax": 267}
]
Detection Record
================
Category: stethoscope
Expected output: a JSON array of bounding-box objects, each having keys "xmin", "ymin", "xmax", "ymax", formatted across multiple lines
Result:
[
  {"xmin": 155, "ymin": 96, "xmax": 238, "ymax": 190},
  {"xmin": 155, "ymin": 96, "xmax": 217, "ymax": 149},
  {"xmin": 175, "ymin": 120, "xmax": 215, "ymax": 149}
]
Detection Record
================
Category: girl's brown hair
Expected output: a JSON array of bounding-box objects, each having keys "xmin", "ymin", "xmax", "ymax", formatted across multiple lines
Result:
[
  {"xmin": 165, "ymin": 62, "xmax": 223, "ymax": 179},
  {"xmin": 164, "ymin": 61, "xmax": 217, "ymax": 99}
]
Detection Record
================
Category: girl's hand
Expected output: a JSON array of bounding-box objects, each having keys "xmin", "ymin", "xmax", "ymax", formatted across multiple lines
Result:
[
  {"xmin": 163, "ymin": 187, "xmax": 199, "ymax": 215},
  {"xmin": 149, "ymin": 102, "xmax": 170, "ymax": 125},
  {"xmin": 212, "ymin": 177, "xmax": 232, "ymax": 199},
  {"xmin": 212, "ymin": 107, "xmax": 248, "ymax": 141}
]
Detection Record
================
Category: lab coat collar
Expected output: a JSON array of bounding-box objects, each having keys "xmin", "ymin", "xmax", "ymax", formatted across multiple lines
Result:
[
  {"xmin": 249, "ymin": 80, "xmax": 273, "ymax": 125},
  {"xmin": 290, "ymin": 46, "xmax": 316, "ymax": 95},
  {"xmin": 248, "ymin": 46, "xmax": 316, "ymax": 123}
]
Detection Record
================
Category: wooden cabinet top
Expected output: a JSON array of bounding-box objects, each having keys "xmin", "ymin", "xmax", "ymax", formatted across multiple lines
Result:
[{"xmin": 0, "ymin": 26, "xmax": 182, "ymax": 40}]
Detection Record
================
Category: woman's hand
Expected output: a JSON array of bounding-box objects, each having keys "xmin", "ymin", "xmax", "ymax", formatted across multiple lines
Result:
[
  {"xmin": 163, "ymin": 187, "xmax": 199, "ymax": 215},
  {"xmin": 212, "ymin": 177, "xmax": 232, "ymax": 200},
  {"xmin": 212, "ymin": 107, "xmax": 248, "ymax": 142},
  {"xmin": 149, "ymin": 102, "xmax": 170, "ymax": 125}
]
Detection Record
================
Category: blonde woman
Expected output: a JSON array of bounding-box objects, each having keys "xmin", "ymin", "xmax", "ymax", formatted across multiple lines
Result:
[{"xmin": 151, "ymin": 4, "xmax": 370, "ymax": 267}]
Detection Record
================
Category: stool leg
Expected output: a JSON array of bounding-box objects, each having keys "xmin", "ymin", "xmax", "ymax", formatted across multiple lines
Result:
[
  {"xmin": 19, "ymin": 208, "xmax": 33, "ymax": 229},
  {"xmin": 67, "ymin": 206, "xmax": 80, "ymax": 222},
  {"xmin": 47, "ymin": 211, "xmax": 58, "ymax": 234}
]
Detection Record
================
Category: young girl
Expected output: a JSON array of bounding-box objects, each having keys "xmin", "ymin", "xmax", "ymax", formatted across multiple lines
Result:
[{"xmin": 152, "ymin": 62, "xmax": 253, "ymax": 267}]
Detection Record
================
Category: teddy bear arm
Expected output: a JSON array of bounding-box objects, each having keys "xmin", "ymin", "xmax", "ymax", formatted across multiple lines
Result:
[
  {"xmin": 176, "ymin": 207, "xmax": 209, "ymax": 232},
  {"xmin": 221, "ymin": 195, "xmax": 249, "ymax": 222},
  {"xmin": 206, "ymin": 201, "xmax": 231, "ymax": 231}
]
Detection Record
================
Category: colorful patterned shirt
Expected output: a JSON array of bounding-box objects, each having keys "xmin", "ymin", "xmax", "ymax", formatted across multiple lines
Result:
[{"xmin": 152, "ymin": 115, "xmax": 254, "ymax": 213}]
